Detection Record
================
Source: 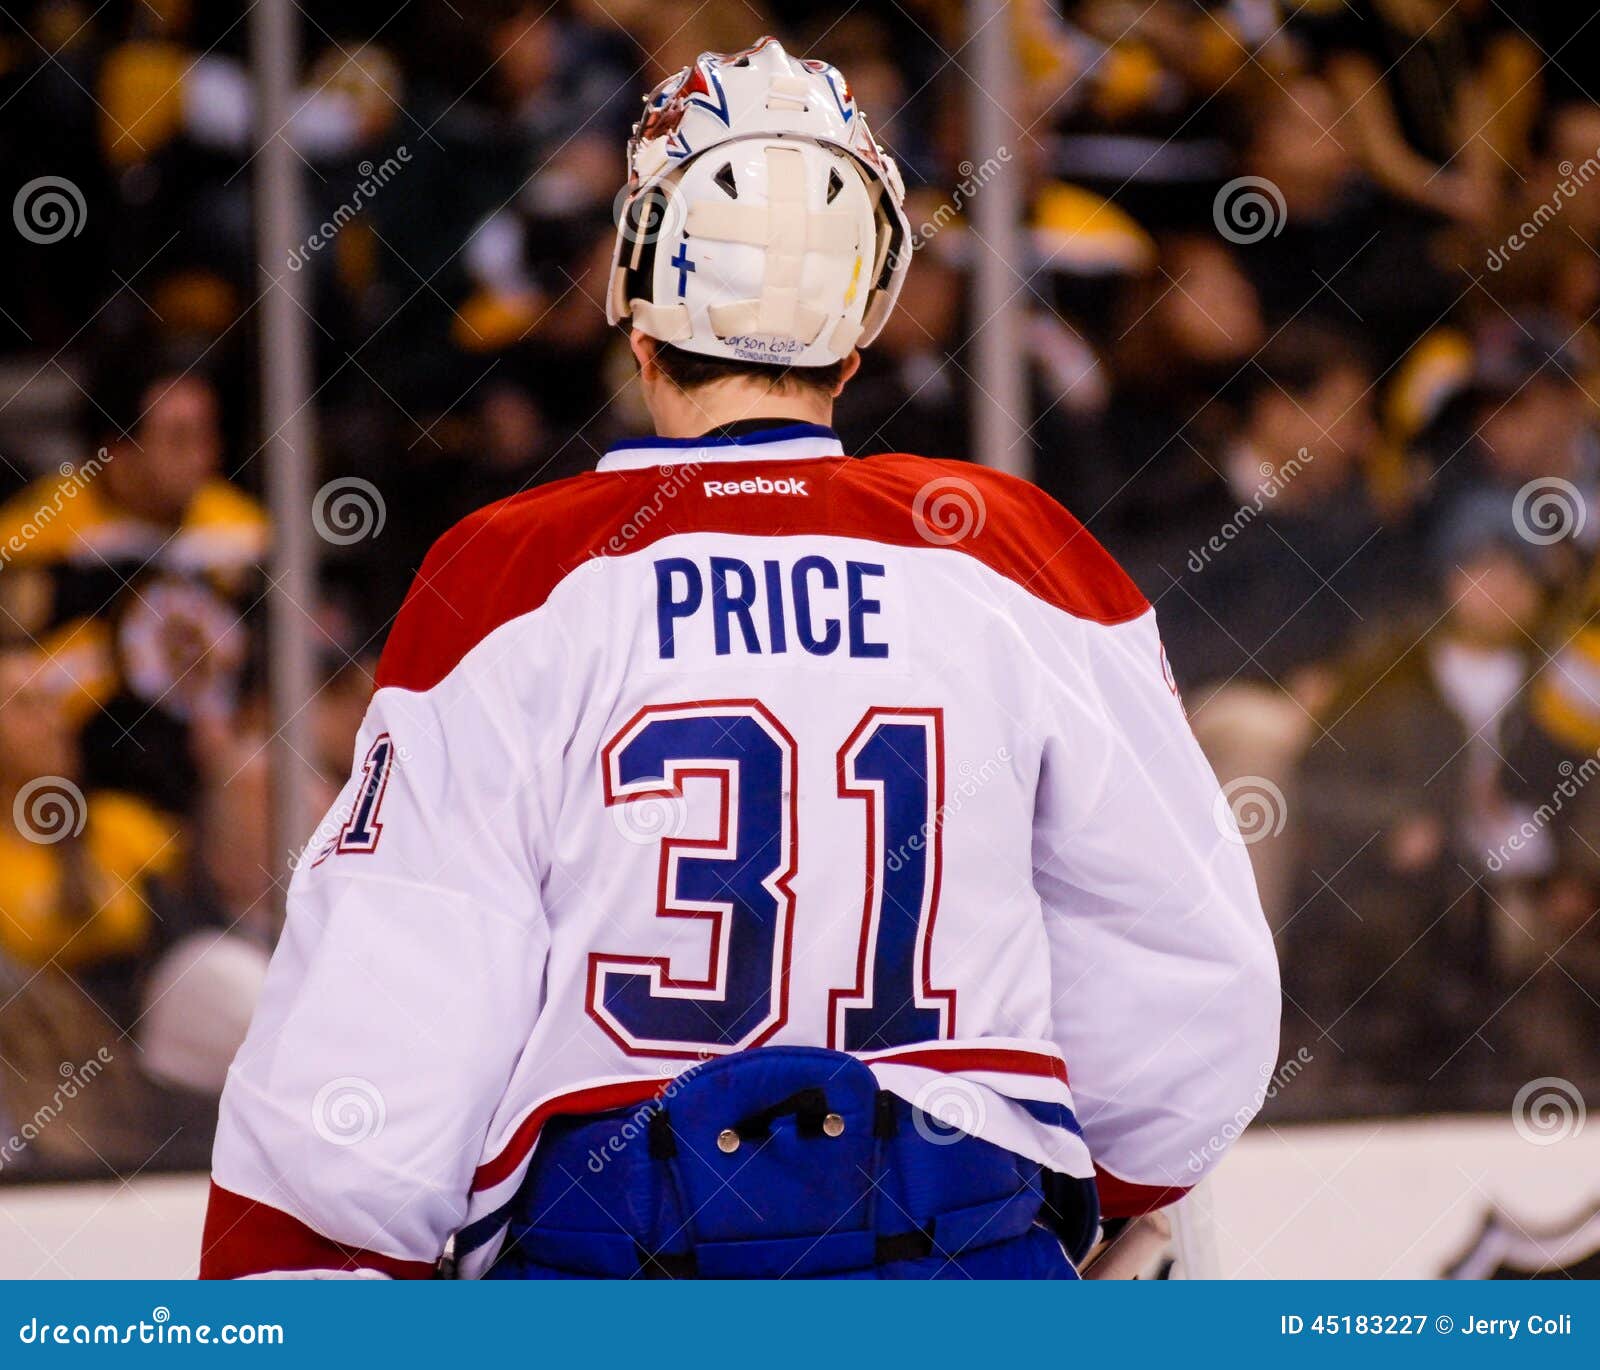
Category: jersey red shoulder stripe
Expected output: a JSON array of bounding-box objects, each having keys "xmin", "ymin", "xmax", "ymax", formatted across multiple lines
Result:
[
  {"xmin": 199, "ymin": 1182, "xmax": 436, "ymax": 1279},
  {"xmin": 472, "ymin": 1077, "xmax": 670, "ymax": 1192},
  {"xmin": 1092, "ymin": 1166, "xmax": 1191, "ymax": 1218},
  {"xmin": 376, "ymin": 453, "xmax": 1148, "ymax": 694},
  {"xmin": 862, "ymin": 1043, "xmax": 1070, "ymax": 1084}
]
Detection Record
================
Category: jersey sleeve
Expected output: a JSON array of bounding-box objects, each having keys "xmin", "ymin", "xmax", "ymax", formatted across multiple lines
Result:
[
  {"xmin": 202, "ymin": 543, "xmax": 558, "ymax": 1278},
  {"xmin": 1030, "ymin": 602, "xmax": 1281, "ymax": 1217}
]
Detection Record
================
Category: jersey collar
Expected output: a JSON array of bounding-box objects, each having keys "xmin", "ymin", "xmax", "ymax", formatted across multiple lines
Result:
[{"xmin": 597, "ymin": 422, "xmax": 845, "ymax": 471}]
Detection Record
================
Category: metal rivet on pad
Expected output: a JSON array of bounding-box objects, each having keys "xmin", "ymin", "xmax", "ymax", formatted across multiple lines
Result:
[
  {"xmin": 822, "ymin": 1113, "xmax": 845, "ymax": 1138},
  {"xmin": 716, "ymin": 1128, "xmax": 740, "ymax": 1154}
]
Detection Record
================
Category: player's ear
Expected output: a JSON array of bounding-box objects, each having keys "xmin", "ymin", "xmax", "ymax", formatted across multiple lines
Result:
[
  {"xmin": 831, "ymin": 349, "xmax": 861, "ymax": 396},
  {"xmin": 629, "ymin": 330, "xmax": 661, "ymax": 383}
]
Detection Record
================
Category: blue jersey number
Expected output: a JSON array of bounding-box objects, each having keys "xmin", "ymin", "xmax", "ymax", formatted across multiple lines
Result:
[
  {"xmin": 336, "ymin": 733, "xmax": 394, "ymax": 854},
  {"xmin": 831, "ymin": 710, "xmax": 954, "ymax": 1051},
  {"xmin": 588, "ymin": 701, "xmax": 952, "ymax": 1057},
  {"xmin": 588, "ymin": 703, "xmax": 797, "ymax": 1057}
]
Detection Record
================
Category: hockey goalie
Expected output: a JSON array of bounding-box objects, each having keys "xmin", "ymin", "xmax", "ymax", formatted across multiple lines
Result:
[{"xmin": 202, "ymin": 38, "xmax": 1279, "ymax": 1281}]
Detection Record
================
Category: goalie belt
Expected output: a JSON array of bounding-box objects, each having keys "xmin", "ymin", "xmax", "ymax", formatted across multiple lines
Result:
[{"xmin": 479, "ymin": 1046, "xmax": 1097, "ymax": 1279}]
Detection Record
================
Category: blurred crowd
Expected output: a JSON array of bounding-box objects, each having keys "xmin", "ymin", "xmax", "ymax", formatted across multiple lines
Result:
[{"xmin": 1, "ymin": 0, "xmax": 1598, "ymax": 1177}]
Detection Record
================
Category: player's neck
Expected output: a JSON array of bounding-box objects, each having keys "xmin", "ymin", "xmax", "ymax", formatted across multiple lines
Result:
[{"xmin": 648, "ymin": 380, "xmax": 835, "ymax": 439}]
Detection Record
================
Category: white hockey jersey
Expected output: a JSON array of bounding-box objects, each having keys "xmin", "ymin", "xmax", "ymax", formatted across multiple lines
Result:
[{"xmin": 204, "ymin": 423, "xmax": 1279, "ymax": 1278}]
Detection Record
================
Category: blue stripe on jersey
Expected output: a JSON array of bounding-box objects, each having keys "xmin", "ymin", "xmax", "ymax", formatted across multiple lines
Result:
[
  {"xmin": 1012, "ymin": 1096, "xmax": 1084, "ymax": 1137},
  {"xmin": 602, "ymin": 422, "xmax": 838, "ymax": 453}
]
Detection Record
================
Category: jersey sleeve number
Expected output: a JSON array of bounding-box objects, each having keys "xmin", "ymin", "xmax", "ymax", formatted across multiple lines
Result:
[{"xmin": 587, "ymin": 701, "xmax": 954, "ymax": 1057}]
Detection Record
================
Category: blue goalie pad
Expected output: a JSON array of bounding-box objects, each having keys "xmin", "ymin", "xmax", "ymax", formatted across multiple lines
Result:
[{"xmin": 483, "ymin": 1046, "xmax": 1094, "ymax": 1279}]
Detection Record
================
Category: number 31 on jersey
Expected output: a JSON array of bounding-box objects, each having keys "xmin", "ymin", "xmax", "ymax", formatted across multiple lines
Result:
[{"xmin": 586, "ymin": 700, "xmax": 955, "ymax": 1058}]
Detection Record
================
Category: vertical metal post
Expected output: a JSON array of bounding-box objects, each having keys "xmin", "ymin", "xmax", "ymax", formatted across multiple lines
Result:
[
  {"xmin": 969, "ymin": 0, "xmax": 1030, "ymax": 477},
  {"xmin": 253, "ymin": 0, "xmax": 320, "ymax": 917}
]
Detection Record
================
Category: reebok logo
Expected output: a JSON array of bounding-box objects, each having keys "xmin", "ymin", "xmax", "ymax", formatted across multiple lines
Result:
[{"xmin": 702, "ymin": 476, "xmax": 810, "ymax": 497}]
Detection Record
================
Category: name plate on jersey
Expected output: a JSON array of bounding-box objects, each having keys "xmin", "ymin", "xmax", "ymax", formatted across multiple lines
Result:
[{"xmin": 644, "ymin": 547, "xmax": 909, "ymax": 676}]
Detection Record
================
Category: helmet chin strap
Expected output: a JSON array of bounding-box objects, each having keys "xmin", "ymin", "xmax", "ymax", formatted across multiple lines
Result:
[{"xmin": 630, "ymin": 298, "xmax": 694, "ymax": 342}]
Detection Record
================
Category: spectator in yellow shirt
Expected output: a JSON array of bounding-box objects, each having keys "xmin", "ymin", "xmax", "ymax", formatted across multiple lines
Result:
[
  {"xmin": 0, "ymin": 648, "xmax": 181, "ymax": 975},
  {"xmin": 0, "ymin": 366, "xmax": 268, "ymax": 818}
]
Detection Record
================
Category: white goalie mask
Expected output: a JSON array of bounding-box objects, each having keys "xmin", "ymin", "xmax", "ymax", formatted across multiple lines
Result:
[{"xmin": 607, "ymin": 37, "xmax": 911, "ymax": 368}]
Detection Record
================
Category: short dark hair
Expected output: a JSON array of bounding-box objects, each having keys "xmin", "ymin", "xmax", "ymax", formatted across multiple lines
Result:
[
  {"xmin": 94, "ymin": 348, "xmax": 216, "ymax": 444},
  {"xmin": 652, "ymin": 343, "xmax": 844, "ymax": 396},
  {"xmin": 1251, "ymin": 323, "xmax": 1372, "ymax": 399}
]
